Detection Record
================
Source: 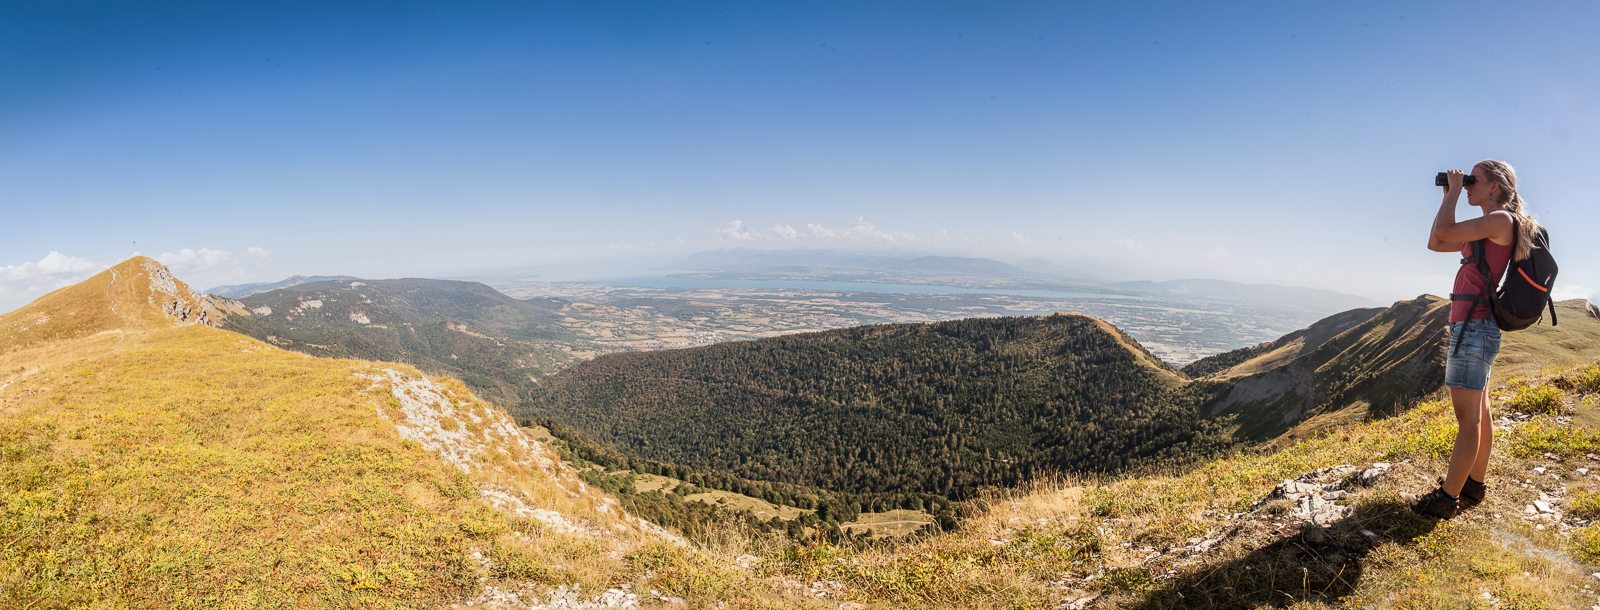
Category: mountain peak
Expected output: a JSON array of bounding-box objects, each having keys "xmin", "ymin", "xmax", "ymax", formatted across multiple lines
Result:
[{"xmin": 1, "ymin": 257, "xmax": 218, "ymax": 353}]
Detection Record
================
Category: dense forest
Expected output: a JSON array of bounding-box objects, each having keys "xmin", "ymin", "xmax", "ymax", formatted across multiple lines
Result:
[
  {"xmin": 522, "ymin": 314, "xmax": 1234, "ymax": 499},
  {"xmin": 219, "ymin": 278, "xmax": 575, "ymax": 405},
  {"xmin": 534, "ymin": 419, "xmax": 960, "ymax": 540}
]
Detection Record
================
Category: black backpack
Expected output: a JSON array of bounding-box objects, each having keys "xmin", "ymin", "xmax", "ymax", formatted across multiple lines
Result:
[{"xmin": 1451, "ymin": 219, "xmax": 1559, "ymax": 339}]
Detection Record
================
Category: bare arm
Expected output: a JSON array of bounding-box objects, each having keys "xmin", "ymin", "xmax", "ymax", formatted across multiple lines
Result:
[{"xmin": 1428, "ymin": 169, "xmax": 1513, "ymax": 252}]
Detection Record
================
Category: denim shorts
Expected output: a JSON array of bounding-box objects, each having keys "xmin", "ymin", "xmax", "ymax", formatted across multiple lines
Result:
[{"xmin": 1445, "ymin": 319, "xmax": 1502, "ymax": 391}]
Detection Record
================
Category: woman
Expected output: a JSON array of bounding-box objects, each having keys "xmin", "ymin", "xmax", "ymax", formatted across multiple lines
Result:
[{"xmin": 1410, "ymin": 160, "xmax": 1541, "ymax": 518}]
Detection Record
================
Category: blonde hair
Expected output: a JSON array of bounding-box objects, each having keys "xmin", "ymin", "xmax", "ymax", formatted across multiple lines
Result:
[{"xmin": 1475, "ymin": 159, "xmax": 1540, "ymax": 262}]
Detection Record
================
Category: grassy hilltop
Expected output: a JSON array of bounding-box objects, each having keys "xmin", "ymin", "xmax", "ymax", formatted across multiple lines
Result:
[{"xmin": 0, "ymin": 259, "xmax": 680, "ymax": 608}]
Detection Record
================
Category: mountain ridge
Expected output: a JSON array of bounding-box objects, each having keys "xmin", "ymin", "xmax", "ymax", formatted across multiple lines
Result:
[
  {"xmin": 205, "ymin": 274, "xmax": 362, "ymax": 299},
  {"xmin": 210, "ymin": 277, "xmax": 577, "ymax": 406}
]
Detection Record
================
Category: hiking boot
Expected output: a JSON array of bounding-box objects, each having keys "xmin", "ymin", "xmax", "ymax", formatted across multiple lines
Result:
[
  {"xmin": 1408, "ymin": 486, "xmax": 1458, "ymax": 519},
  {"xmin": 1436, "ymin": 476, "xmax": 1487, "ymax": 504},
  {"xmin": 1460, "ymin": 477, "xmax": 1486, "ymax": 503}
]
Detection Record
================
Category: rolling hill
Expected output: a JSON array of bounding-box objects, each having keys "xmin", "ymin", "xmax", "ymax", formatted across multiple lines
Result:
[
  {"xmin": 205, "ymin": 274, "xmax": 363, "ymax": 299},
  {"xmin": 523, "ymin": 313, "xmax": 1234, "ymax": 499},
  {"xmin": 212, "ymin": 278, "xmax": 579, "ymax": 406}
]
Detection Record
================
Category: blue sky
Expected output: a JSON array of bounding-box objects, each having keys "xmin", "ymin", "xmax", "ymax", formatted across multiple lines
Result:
[{"xmin": 2, "ymin": 1, "xmax": 1596, "ymax": 313}]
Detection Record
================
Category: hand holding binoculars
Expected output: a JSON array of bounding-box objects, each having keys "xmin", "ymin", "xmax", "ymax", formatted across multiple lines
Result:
[{"xmin": 1434, "ymin": 172, "xmax": 1477, "ymax": 187}]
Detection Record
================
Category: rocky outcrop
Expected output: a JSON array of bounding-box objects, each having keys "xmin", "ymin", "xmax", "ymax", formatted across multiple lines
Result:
[{"xmin": 141, "ymin": 259, "xmax": 217, "ymax": 327}]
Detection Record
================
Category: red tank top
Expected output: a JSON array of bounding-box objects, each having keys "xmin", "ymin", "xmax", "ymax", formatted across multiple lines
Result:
[{"xmin": 1450, "ymin": 239, "xmax": 1512, "ymax": 322}]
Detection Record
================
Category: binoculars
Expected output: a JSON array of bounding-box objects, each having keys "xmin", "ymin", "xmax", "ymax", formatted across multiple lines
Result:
[{"xmin": 1435, "ymin": 172, "xmax": 1478, "ymax": 186}]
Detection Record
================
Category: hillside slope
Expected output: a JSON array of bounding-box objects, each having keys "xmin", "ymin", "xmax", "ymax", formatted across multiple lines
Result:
[
  {"xmin": 0, "ymin": 259, "xmax": 679, "ymax": 608},
  {"xmin": 214, "ymin": 278, "xmax": 578, "ymax": 406},
  {"xmin": 1196, "ymin": 296, "xmax": 1600, "ymax": 447},
  {"xmin": 524, "ymin": 314, "xmax": 1230, "ymax": 499}
]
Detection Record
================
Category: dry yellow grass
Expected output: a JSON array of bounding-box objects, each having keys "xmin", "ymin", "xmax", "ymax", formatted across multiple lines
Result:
[{"xmin": 0, "ymin": 259, "xmax": 675, "ymax": 608}]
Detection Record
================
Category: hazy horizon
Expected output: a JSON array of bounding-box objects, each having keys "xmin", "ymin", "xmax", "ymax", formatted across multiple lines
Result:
[{"xmin": 4, "ymin": 1, "xmax": 1596, "ymax": 314}]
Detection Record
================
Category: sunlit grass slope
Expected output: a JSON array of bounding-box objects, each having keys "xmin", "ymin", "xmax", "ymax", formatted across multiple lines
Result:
[{"xmin": 0, "ymin": 259, "xmax": 676, "ymax": 608}]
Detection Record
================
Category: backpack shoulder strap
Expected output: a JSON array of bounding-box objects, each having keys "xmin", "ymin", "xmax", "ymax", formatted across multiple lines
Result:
[{"xmin": 1473, "ymin": 239, "xmax": 1494, "ymax": 288}]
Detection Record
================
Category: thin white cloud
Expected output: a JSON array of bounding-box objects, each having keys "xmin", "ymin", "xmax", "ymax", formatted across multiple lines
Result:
[
  {"xmin": 712, "ymin": 217, "xmax": 915, "ymax": 244},
  {"xmin": 0, "ymin": 251, "xmax": 105, "ymax": 301},
  {"xmin": 805, "ymin": 218, "xmax": 914, "ymax": 242},
  {"xmin": 714, "ymin": 220, "xmax": 760, "ymax": 242},
  {"xmin": 1106, "ymin": 238, "xmax": 1143, "ymax": 250},
  {"xmin": 245, "ymin": 247, "xmax": 272, "ymax": 264},
  {"xmin": 151, "ymin": 248, "xmax": 235, "ymax": 271},
  {"xmin": 1010, "ymin": 232, "xmax": 1034, "ymax": 244}
]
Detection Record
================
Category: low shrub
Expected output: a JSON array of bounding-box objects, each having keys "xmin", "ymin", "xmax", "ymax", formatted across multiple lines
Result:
[
  {"xmin": 1503, "ymin": 384, "xmax": 1566, "ymax": 415},
  {"xmin": 1570, "ymin": 524, "xmax": 1600, "ymax": 563},
  {"xmin": 1569, "ymin": 490, "xmax": 1600, "ymax": 521},
  {"xmin": 629, "ymin": 542, "xmax": 750, "ymax": 601},
  {"xmin": 1556, "ymin": 364, "xmax": 1600, "ymax": 394}
]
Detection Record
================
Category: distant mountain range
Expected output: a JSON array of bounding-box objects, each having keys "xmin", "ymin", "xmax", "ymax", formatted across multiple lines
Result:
[
  {"xmin": 205, "ymin": 274, "xmax": 361, "ymax": 298},
  {"xmin": 1010, "ymin": 256, "xmax": 1097, "ymax": 280}
]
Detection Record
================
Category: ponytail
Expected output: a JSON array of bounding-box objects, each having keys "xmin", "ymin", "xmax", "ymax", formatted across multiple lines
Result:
[{"xmin": 1476, "ymin": 159, "xmax": 1540, "ymax": 262}]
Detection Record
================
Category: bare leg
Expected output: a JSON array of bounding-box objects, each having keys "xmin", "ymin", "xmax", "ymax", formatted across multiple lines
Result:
[
  {"xmin": 1471, "ymin": 389, "xmax": 1493, "ymax": 481},
  {"xmin": 1442, "ymin": 387, "xmax": 1485, "ymax": 496}
]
